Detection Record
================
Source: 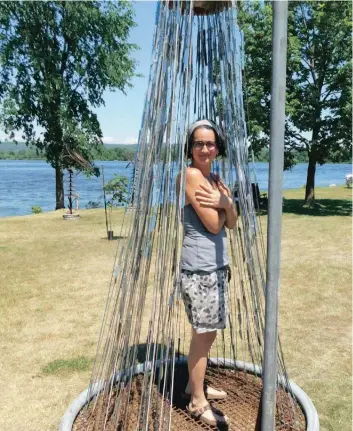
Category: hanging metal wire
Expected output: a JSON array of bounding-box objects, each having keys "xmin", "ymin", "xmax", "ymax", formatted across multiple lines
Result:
[{"xmin": 79, "ymin": 2, "xmax": 302, "ymax": 430}]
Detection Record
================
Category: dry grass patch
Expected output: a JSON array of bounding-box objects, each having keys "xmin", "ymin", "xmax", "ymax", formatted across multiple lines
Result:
[
  {"xmin": 0, "ymin": 208, "xmax": 125, "ymax": 431},
  {"xmin": 278, "ymin": 187, "xmax": 352, "ymax": 431},
  {"xmin": 0, "ymin": 187, "xmax": 351, "ymax": 431}
]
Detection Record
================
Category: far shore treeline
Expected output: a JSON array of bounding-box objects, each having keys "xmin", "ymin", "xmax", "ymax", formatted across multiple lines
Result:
[
  {"xmin": 0, "ymin": 142, "xmax": 137, "ymax": 162},
  {"xmin": 0, "ymin": 142, "xmax": 351, "ymax": 164}
]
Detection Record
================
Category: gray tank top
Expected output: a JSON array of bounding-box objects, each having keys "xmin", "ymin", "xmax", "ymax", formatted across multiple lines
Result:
[{"xmin": 180, "ymin": 204, "xmax": 229, "ymax": 272}]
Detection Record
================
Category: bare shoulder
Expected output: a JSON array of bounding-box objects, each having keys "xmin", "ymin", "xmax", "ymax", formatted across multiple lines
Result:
[
  {"xmin": 176, "ymin": 169, "xmax": 198, "ymax": 186},
  {"xmin": 185, "ymin": 166, "xmax": 204, "ymax": 183}
]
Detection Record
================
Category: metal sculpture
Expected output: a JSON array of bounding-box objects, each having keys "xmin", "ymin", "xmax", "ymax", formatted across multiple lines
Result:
[
  {"xmin": 61, "ymin": 2, "xmax": 318, "ymax": 430},
  {"xmin": 63, "ymin": 168, "xmax": 80, "ymax": 220}
]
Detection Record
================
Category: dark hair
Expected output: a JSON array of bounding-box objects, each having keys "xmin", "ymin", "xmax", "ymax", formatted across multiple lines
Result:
[{"xmin": 184, "ymin": 120, "xmax": 227, "ymax": 159}]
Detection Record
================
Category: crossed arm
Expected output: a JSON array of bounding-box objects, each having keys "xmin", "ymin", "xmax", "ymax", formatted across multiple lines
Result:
[
  {"xmin": 182, "ymin": 169, "xmax": 238, "ymax": 234},
  {"xmin": 194, "ymin": 175, "xmax": 238, "ymax": 230}
]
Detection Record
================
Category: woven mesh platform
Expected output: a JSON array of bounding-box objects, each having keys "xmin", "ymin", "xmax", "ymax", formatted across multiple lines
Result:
[{"xmin": 74, "ymin": 365, "xmax": 306, "ymax": 430}]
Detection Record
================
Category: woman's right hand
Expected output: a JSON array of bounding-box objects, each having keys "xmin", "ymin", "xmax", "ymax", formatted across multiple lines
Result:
[{"xmin": 195, "ymin": 184, "xmax": 232, "ymax": 210}]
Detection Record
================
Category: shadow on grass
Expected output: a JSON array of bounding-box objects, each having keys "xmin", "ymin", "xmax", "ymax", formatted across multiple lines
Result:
[
  {"xmin": 282, "ymin": 198, "xmax": 352, "ymax": 217},
  {"xmin": 100, "ymin": 235, "xmax": 126, "ymax": 240},
  {"xmin": 255, "ymin": 198, "xmax": 351, "ymax": 217}
]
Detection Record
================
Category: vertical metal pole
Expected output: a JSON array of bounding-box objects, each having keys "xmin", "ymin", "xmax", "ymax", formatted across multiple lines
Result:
[
  {"xmin": 261, "ymin": 1, "xmax": 288, "ymax": 430},
  {"xmin": 102, "ymin": 165, "xmax": 109, "ymax": 239}
]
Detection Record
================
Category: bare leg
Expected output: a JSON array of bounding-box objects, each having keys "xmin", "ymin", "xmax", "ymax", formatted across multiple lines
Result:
[
  {"xmin": 185, "ymin": 329, "xmax": 227, "ymax": 399},
  {"xmin": 187, "ymin": 329, "xmax": 217, "ymax": 406},
  {"xmin": 186, "ymin": 329, "xmax": 228, "ymax": 425}
]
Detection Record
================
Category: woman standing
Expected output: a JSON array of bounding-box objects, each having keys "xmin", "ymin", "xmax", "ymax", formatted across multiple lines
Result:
[{"xmin": 178, "ymin": 119, "xmax": 237, "ymax": 426}]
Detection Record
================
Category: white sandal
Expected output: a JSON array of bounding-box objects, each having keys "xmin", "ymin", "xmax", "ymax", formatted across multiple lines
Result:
[
  {"xmin": 183, "ymin": 386, "xmax": 227, "ymax": 400},
  {"xmin": 186, "ymin": 402, "xmax": 229, "ymax": 426}
]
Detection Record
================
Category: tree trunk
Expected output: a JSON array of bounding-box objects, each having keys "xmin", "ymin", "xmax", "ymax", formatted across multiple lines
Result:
[
  {"xmin": 305, "ymin": 151, "xmax": 316, "ymax": 206},
  {"xmin": 55, "ymin": 164, "xmax": 65, "ymax": 210}
]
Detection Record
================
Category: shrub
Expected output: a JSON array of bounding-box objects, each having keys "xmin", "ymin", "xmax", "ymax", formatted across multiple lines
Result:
[
  {"xmin": 86, "ymin": 200, "xmax": 101, "ymax": 209},
  {"xmin": 104, "ymin": 175, "xmax": 129, "ymax": 207},
  {"xmin": 31, "ymin": 206, "xmax": 43, "ymax": 214}
]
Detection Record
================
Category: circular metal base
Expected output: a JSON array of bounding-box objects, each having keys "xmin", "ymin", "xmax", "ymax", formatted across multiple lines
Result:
[
  {"xmin": 63, "ymin": 214, "xmax": 80, "ymax": 220},
  {"xmin": 59, "ymin": 359, "xmax": 319, "ymax": 431}
]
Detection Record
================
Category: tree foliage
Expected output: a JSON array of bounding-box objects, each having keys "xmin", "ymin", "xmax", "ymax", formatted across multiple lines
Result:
[
  {"xmin": 104, "ymin": 175, "xmax": 129, "ymax": 207},
  {"xmin": 238, "ymin": 1, "xmax": 352, "ymax": 204},
  {"xmin": 0, "ymin": 1, "xmax": 137, "ymax": 208}
]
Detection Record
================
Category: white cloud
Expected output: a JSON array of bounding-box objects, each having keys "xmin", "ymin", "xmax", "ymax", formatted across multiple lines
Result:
[
  {"xmin": 102, "ymin": 136, "xmax": 117, "ymax": 144},
  {"xmin": 123, "ymin": 136, "xmax": 138, "ymax": 145},
  {"xmin": 103, "ymin": 136, "xmax": 138, "ymax": 144}
]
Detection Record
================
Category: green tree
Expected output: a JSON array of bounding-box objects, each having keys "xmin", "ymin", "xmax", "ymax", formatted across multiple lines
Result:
[
  {"xmin": 104, "ymin": 174, "xmax": 129, "ymax": 207},
  {"xmin": 0, "ymin": 1, "xmax": 137, "ymax": 209},
  {"xmin": 103, "ymin": 174, "xmax": 129, "ymax": 233},
  {"xmin": 238, "ymin": 1, "xmax": 352, "ymax": 205}
]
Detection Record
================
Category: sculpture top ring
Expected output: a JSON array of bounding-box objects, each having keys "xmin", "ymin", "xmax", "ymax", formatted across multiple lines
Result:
[{"xmin": 166, "ymin": 1, "xmax": 233, "ymax": 16}]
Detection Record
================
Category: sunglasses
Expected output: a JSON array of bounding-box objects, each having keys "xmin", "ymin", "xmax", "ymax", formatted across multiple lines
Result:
[{"xmin": 192, "ymin": 141, "xmax": 217, "ymax": 151}]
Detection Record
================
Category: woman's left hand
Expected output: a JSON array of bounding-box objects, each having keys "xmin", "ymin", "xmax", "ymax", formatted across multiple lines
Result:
[{"xmin": 195, "ymin": 184, "xmax": 232, "ymax": 209}]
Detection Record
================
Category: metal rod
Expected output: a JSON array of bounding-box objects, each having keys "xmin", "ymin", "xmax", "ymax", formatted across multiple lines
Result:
[
  {"xmin": 102, "ymin": 165, "xmax": 109, "ymax": 239},
  {"xmin": 261, "ymin": 1, "xmax": 288, "ymax": 430}
]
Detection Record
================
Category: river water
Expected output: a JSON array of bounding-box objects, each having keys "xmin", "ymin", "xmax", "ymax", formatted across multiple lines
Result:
[{"xmin": 0, "ymin": 160, "xmax": 351, "ymax": 217}]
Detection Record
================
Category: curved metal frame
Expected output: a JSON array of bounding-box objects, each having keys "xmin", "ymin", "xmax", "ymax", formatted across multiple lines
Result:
[{"xmin": 59, "ymin": 358, "xmax": 319, "ymax": 431}]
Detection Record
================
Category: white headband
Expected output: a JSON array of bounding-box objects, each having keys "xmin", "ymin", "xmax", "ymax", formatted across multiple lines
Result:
[{"xmin": 187, "ymin": 119, "xmax": 215, "ymax": 140}]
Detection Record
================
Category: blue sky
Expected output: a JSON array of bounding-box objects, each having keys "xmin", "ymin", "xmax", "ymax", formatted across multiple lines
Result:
[{"xmin": 94, "ymin": 0, "xmax": 157, "ymax": 144}]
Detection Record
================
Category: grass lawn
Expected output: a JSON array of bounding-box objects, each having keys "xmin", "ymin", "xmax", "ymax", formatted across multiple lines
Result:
[{"xmin": 0, "ymin": 186, "xmax": 351, "ymax": 431}]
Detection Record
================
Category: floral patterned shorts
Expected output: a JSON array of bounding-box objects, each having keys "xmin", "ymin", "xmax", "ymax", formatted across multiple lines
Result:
[{"xmin": 180, "ymin": 267, "xmax": 229, "ymax": 334}]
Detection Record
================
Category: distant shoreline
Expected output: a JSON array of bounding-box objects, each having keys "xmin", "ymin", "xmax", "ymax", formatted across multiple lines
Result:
[
  {"xmin": 0, "ymin": 158, "xmax": 351, "ymax": 165},
  {"xmin": 0, "ymin": 142, "xmax": 351, "ymax": 164}
]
